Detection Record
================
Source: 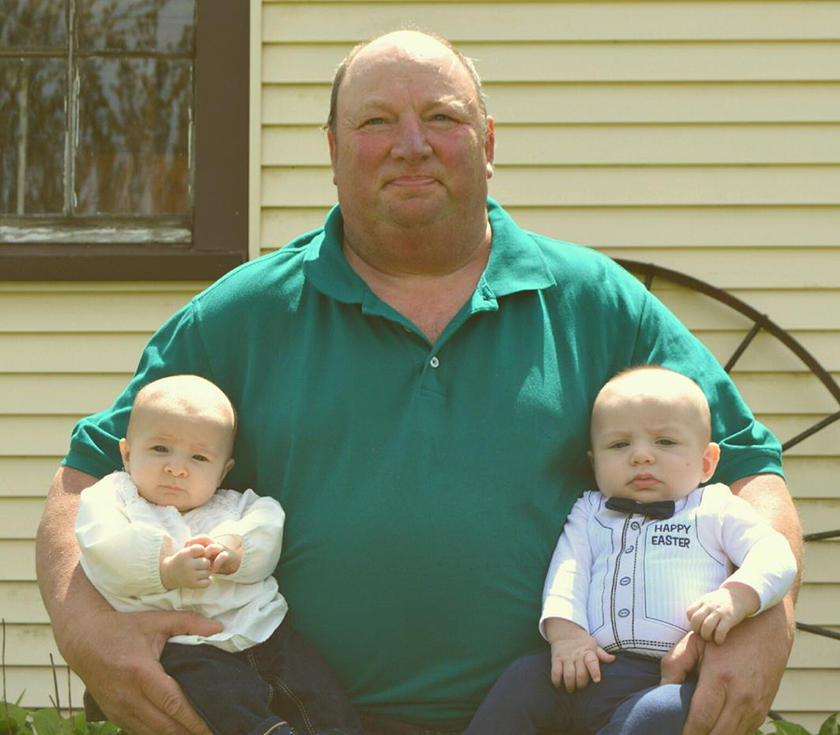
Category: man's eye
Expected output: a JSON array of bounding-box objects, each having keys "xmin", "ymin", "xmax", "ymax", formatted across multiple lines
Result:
[
  {"xmin": 363, "ymin": 117, "xmax": 386, "ymax": 126},
  {"xmin": 429, "ymin": 113, "xmax": 458, "ymax": 125}
]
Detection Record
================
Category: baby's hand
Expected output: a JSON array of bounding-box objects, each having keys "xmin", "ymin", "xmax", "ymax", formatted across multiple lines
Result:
[
  {"xmin": 545, "ymin": 620, "xmax": 615, "ymax": 693},
  {"xmin": 160, "ymin": 544, "xmax": 213, "ymax": 590},
  {"xmin": 686, "ymin": 582, "xmax": 760, "ymax": 644},
  {"xmin": 187, "ymin": 534, "xmax": 243, "ymax": 575}
]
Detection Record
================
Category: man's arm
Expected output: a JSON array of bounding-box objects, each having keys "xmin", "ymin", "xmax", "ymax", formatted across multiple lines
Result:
[
  {"xmin": 670, "ymin": 473, "xmax": 802, "ymax": 735},
  {"xmin": 36, "ymin": 466, "xmax": 221, "ymax": 735}
]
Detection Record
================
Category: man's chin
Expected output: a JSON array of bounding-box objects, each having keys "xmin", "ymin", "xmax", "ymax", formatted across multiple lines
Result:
[{"xmin": 383, "ymin": 197, "xmax": 448, "ymax": 228}]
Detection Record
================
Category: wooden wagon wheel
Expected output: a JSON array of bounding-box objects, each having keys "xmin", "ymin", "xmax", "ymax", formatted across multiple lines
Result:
[{"xmin": 615, "ymin": 259, "xmax": 840, "ymax": 720}]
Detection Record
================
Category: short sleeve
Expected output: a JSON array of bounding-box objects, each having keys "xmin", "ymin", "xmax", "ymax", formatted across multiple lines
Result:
[
  {"xmin": 631, "ymin": 288, "xmax": 783, "ymax": 484},
  {"xmin": 63, "ymin": 302, "xmax": 212, "ymax": 478}
]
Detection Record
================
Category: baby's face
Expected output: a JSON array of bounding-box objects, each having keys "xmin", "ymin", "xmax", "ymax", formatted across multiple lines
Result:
[
  {"xmin": 120, "ymin": 403, "xmax": 234, "ymax": 512},
  {"xmin": 590, "ymin": 391, "xmax": 718, "ymax": 503}
]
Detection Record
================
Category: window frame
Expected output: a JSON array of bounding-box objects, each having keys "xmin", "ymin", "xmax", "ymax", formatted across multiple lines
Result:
[{"xmin": 0, "ymin": 0, "xmax": 249, "ymax": 281}]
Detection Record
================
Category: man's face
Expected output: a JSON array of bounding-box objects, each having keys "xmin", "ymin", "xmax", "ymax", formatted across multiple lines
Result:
[
  {"xmin": 328, "ymin": 33, "xmax": 494, "ymax": 236},
  {"xmin": 119, "ymin": 403, "xmax": 234, "ymax": 512},
  {"xmin": 590, "ymin": 392, "xmax": 719, "ymax": 503}
]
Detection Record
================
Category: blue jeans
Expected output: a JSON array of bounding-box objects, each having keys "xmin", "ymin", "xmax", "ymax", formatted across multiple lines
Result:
[
  {"xmin": 463, "ymin": 652, "xmax": 696, "ymax": 735},
  {"xmin": 160, "ymin": 622, "xmax": 361, "ymax": 735}
]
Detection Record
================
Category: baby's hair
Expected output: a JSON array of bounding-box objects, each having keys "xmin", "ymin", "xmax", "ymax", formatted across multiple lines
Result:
[
  {"xmin": 593, "ymin": 365, "xmax": 713, "ymax": 442},
  {"xmin": 128, "ymin": 375, "xmax": 238, "ymax": 452}
]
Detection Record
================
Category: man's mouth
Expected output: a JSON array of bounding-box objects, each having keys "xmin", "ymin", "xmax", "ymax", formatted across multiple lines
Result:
[{"xmin": 388, "ymin": 175, "xmax": 437, "ymax": 187}]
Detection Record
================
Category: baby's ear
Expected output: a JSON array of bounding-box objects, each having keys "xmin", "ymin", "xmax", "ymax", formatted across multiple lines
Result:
[
  {"xmin": 118, "ymin": 438, "xmax": 130, "ymax": 468},
  {"xmin": 701, "ymin": 442, "xmax": 721, "ymax": 482},
  {"xmin": 587, "ymin": 450, "xmax": 594, "ymax": 467},
  {"xmin": 222, "ymin": 458, "xmax": 235, "ymax": 480}
]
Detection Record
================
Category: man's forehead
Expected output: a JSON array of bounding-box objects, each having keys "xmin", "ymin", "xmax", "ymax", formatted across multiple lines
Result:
[
  {"xmin": 354, "ymin": 31, "xmax": 455, "ymax": 63},
  {"xmin": 345, "ymin": 33, "xmax": 465, "ymax": 85}
]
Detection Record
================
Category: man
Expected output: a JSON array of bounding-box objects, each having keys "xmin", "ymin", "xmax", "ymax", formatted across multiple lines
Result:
[{"xmin": 37, "ymin": 30, "xmax": 800, "ymax": 735}]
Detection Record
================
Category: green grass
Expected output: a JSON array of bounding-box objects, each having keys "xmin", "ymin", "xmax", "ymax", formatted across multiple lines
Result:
[{"xmin": 757, "ymin": 714, "xmax": 839, "ymax": 735}]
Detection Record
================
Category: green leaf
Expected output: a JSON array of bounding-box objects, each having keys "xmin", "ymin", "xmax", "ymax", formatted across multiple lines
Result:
[
  {"xmin": 70, "ymin": 711, "xmax": 93, "ymax": 735},
  {"xmin": 818, "ymin": 713, "xmax": 839, "ymax": 735},
  {"xmin": 0, "ymin": 701, "xmax": 33, "ymax": 732},
  {"xmin": 30, "ymin": 707, "xmax": 63, "ymax": 735},
  {"xmin": 772, "ymin": 721, "xmax": 813, "ymax": 735}
]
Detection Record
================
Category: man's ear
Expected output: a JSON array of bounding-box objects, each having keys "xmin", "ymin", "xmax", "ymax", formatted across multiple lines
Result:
[
  {"xmin": 701, "ymin": 442, "xmax": 721, "ymax": 482},
  {"xmin": 484, "ymin": 117, "xmax": 495, "ymax": 179},
  {"xmin": 118, "ymin": 438, "xmax": 130, "ymax": 469},
  {"xmin": 327, "ymin": 129, "xmax": 338, "ymax": 184}
]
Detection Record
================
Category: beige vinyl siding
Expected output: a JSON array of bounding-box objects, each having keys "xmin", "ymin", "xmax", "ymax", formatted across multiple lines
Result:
[
  {"xmin": 0, "ymin": 283, "xmax": 206, "ymax": 707},
  {"xmin": 2, "ymin": 0, "xmax": 838, "ymax": 724}
]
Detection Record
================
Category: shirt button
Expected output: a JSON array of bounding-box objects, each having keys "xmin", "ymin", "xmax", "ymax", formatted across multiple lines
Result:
[
  {"xmin": 430, "ymin": 356, "xmax": 440, "ymax": 368},
  {"xmin": 625, "ymin": 545, "xmax": 634, "ymax": 554},
  {"xmin": 631, "ymin": 521, "xmax": 640, "ymax": 530},
  {"xmin": 620, "ymin": 576, "xmax": 631, "ymax": 586},
  {"xmin": 618, "ymin": 609, "xmax": 630, "ymax": 618}
]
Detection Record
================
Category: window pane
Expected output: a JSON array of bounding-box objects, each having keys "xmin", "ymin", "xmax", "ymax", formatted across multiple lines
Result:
[
  {"xmin": 77, "ymin": 0, "xmax": 194, "ymax": 53},
  {"xmin": 0, "ymin": 59, "xmax": 66, "ymax": 215},
  {"xmin": 75, "ymin": 58, "xmax": 192, "ymax": 215},
  {"xmin": 0, "ymin": 0, "xmax": 67, "ymax": 48}
]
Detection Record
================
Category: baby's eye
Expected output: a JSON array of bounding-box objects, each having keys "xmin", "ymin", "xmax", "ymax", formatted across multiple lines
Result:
[
  {"xmin": 192, "ymin": 454, "xmax": 209, "ymax": 462},
  {"xmin": 151, "ymin": 445, "xmax": 168, "ymax": 453},
  {"xmin": 656, "ymin": 438, "xmax": 677, "ymax": 446},
  {"xmin": 608, "ymin": 441, "xmax": 629, "ymax": 449}
]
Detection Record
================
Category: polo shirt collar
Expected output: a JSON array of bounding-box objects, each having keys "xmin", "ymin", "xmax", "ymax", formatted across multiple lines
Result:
[
  {"xmin": 302, "ymin": 204, "xmax": 367, "ymax": 304},
  {"xmin": 303, "ymin": 198, "xmax": 556, "ymax": 306},
  {"xmin": 482, "ymin": 198, "xmax": 556, "ymax": 297}
]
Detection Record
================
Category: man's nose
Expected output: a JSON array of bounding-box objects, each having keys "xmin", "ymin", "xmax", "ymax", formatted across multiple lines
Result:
[{"xmin": 392, "ymin": 116, "xmax": 432, "ymax": 160}]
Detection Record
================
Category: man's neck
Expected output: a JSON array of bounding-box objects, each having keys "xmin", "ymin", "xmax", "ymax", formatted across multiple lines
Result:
[{"xmin": 342, "ymin": 219, "xmax": 492, "ymax": 343}]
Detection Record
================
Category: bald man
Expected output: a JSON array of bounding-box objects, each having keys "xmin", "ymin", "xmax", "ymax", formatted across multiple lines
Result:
[{"xmin": 38, "ymin": 31, "xmax": 800, "ymax": 735}]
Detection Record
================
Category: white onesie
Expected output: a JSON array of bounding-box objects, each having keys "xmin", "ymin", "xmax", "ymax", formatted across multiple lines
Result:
[
  {"xmin": 75, "ymin": 471, "xmax": 288, "ymax": 652},
  {"xmin": 540, "ymin": 483, "xmax": 797, "ymax": 657}
]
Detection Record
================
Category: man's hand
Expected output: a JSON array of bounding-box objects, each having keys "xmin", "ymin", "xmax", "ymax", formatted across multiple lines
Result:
[
  {"xmin": 662, "ymin": 473, "xmax": 800, "ymax": 735},
  {"xmin": 686, "ymin": 582, "xmax": 760, "ymax": 645},
  {"xmin": 544, "ymin": 617, "xmax": 615, "ymax": 692},
  {"xmin": 678, "ymin": 602, "xmax": 793, "ymax": 735},
  {"xmin": 37, "ymin": 466, "xmax": 223, "ymax": 735},
  {"xmin": 66, "ymin": 603, "xmax": 222, "ymax": 735},
  {"xmin": 660, "ymin": 631, "xmax": 705, "ymax": 685}
]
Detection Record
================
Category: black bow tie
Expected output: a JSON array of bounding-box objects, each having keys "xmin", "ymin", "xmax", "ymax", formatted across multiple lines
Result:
[{"xmin": 605, "ymin": 497, "xmax": 675, "ymax": 520}]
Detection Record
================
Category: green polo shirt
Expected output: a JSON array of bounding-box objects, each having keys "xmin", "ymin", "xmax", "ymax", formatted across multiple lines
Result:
[{"xmin": 65, "ymin": 199, "xmax": 782, "ymax": 727}]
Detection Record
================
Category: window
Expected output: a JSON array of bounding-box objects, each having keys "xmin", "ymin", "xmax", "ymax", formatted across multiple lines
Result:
[{"xmin": 0, "ymin": 0, "xmax": 248, "ymax": 280}]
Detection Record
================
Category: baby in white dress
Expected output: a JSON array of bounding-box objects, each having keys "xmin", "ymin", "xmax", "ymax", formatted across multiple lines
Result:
[{"xmin": 75, "ymin": 375, "xmax": 360, "ymax": 735}]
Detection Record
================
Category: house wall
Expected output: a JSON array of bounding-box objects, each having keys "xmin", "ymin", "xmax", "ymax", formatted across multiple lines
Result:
[{"xmin": 1, "ymin": 0, "xmax": 837, "ymax": 725}]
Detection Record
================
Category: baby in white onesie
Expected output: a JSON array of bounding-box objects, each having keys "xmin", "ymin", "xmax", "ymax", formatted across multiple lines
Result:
[
  {"xmin": 75, "ymin": 375, "xmax": 360, "ymax": 735},
  {"xmin": 465, "ymin": 366, "xmax": 797, "ymax": 735}
]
